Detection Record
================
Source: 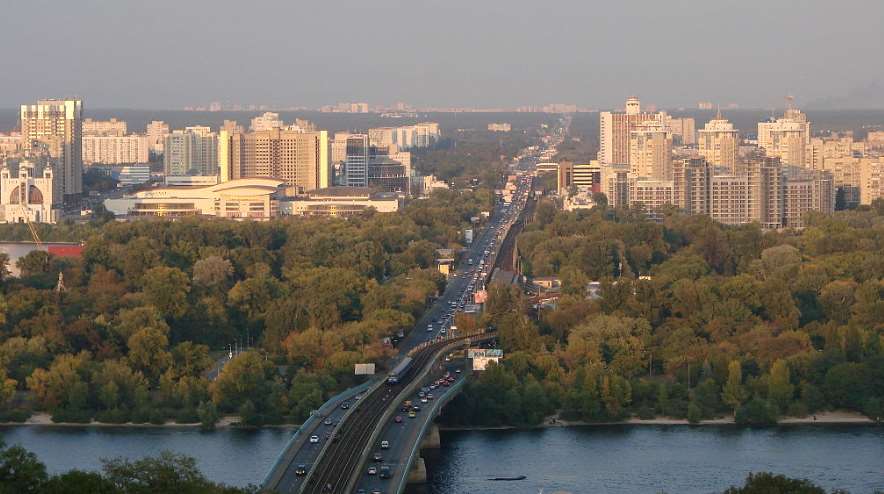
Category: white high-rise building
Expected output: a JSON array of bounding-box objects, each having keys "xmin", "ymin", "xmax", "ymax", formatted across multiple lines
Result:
[
  {"xmin": 164, "ymin": 127, "xmax": 218, "ymax": 176},
  {"xmin": 599, "ymin": 97, "xmax": 661, "ymax": 165},
  {"xmin": 758, "ymin": 107, "xmax": 811, "ymax": 166},
  {"xmin": 698, "ymin": 113, "xmax": 739, "ymax": 171},
  {"xmin": 20, "ymin": 98, "xmax": 83, "ymax": 199}
]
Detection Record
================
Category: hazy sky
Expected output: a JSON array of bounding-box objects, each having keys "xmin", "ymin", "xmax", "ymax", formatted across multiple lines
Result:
[{"xmin": 3, "ymin": 0, "xmax": 883, "ymax": 109}]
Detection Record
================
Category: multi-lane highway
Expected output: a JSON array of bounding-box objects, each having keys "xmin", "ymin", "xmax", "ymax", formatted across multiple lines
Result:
[{"xmin": 264, "ymin": 174, "xmax": 534, "ymax": 494}]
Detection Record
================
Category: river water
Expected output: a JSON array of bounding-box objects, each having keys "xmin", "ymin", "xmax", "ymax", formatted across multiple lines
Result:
[
  {"xmin": 1, "ymin": 424, "xmax": 882, "ymax": 492},
  {"xmin": 0, "ymin": 426, "xmax": 295, "ymax": 488},
  {"xmin": 419, "ymin": 425, "xmax": 884, "ymax": 494}
]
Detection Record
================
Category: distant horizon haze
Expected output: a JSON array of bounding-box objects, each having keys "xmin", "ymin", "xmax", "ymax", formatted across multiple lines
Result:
[{"xmin": 2, "ymin": 0, "xmax": 883, "ymax": 110}]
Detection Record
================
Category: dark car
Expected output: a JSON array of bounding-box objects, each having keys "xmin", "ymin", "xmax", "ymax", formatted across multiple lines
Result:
[
  {"xmin": 379, "ymin": 465, "xmax": 392, "ymax": 479},
  {"xmin": 341, "ymin": 402, "xmax": 350, "ymax": 409},
  {"xmin": 373, "ymin": 452, "xmax": 383, "ymax": 462},
  {"xmin": 295, "ymin": 464, "xmax": 307, "ymax": 476},
  {"xmin": 394, "ymin": 415, "xmax": 403, "ymax": 423}
]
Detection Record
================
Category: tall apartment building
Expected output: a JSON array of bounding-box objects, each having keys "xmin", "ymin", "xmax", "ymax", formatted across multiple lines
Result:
[
  {"xmin": 221, "ymin": 129, "xmax": 329, "ymax": 193},
  {"xmin": 867, "ymin": 131, "xmax": 884, "ymax": 152},
  {"xmin": 758, "ymin": 107, "xmax": 810, "ymax": 166},
  {"xmin": 145, "ymin": 120, "xmax": 169, "ymax": 156},
  {"xmin": 698, "ymin": 114, "xmax": 739, "ymax": 171},
  {"xmin": 672, "ymin": 158, "xmax": 710, "ymax": 216},
  {"xmin": 599, "ymin": 97, "xmax": 662, "ymax": 165},
  {"xmin": 747, "ymin": 156, "xmax": 784, "ymax": 229},
  {"xmin": 82, "ymin": 118, "xmax": 127, "ymax": 137},
  {"xmin": 20, "ymin": 98, "xmax": 83, "ymax": 199},
  {"xmin": 859, "ymin": 159, "xmax": 884, "ymax": 206},
  {"xmin": 662, "ymin": 114, "xmax": 696, "ymax": 145},
  {"xmin": 164, "ymin": 127, "xmax": 218, "ymax": 176},
  {"xmin": 629, "ymin": 121, "xmax": 672, "ymax": 180},
  {"xmin": 82, "ymin": 135, "xmax": 150, "ymax": 165},
  {"xmin": 709, "ymin": 174, "xmax": 750, "ymax": 225},
  {"xmin": 782, "ymin": 166, "xmax": 835, "ymax": 228},
  {"xmin": 628, "ymin": 177, "xmax": 674, "ymax": 219},
  {"xmin": 600, "ymin": 164, "xmax": 630, "ymax": 207}
]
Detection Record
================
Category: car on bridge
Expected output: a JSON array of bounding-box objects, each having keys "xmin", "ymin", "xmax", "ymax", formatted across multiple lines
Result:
[
  {"xmin": 309, "ymin": 435, "xmax": 319, "ymax": 443},
  {"xmin": 295, "ymin": 464, "xmax": 307, "ymax": 476},
  {"xmin": 367, "ymin": 466, "xmax": 377, "ymax": 476},
  {"xmin": 380, "ymin": 440, "xmax": 389, "ymax": 449}
]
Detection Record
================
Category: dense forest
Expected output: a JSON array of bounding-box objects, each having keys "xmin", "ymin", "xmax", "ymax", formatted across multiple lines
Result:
[
  {"xmin": 445, "ymin": 199, "xmax": 884, "ymax": 426},
  {"xmin": 0, "ymin": 188, "xmax": 495, "ymax": 426}
]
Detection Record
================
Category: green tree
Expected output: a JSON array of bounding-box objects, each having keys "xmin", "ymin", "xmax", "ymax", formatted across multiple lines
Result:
[
  {"xmin": 723, "ymin": 472, "xmax": 826, "ymax": 494},
  {"xmin": 722, "ymin": 360, "xmax": 747, "ymax": 415},
  {"xmin": 142, "ymin": 266, "xmax": 191, "ymax": 319},
  {"xmin": 197, "ymin": 400, "xmax": 219, "ymax": 431},
  {"xmin": 0, "ymin": 440, "xmax": 47, "ymax": 494},
  {"xmin": 767, "ymin": 359, "xmax": 794, "ymax": 412}
]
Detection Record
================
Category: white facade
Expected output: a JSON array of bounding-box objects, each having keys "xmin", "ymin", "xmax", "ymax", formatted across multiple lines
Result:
[
  {"xmin": 145, "ymin": 120, "xmax": 169, "ymax": 155},
  {"xmin": 104, "ymin": 178, "xmax": 284, "ymax": 219},
  {"xmin": 250, "ymin": 112, "xmax": 284, "ymax": 132},
  {"xmin": 1, "ymin": 161, "xmax": 58, "ymax": 223},
  {"xmin": 368, "ymin": 122, "xmax": 440, "ymax": 149},
  {"xmin": 699, "ymin": 116, "xmax": 739, "ymax": 171},
  {"xmin": 82, "ymin": 118, "xmax": 127, "ymax": 137},
  {"xmin": 117, "ymin": 166, "xmax": 151, "ymax": 186},
  {"xmin": 164, "ymin": 127, "xmax": 218, "ymax": 176},
  {"xmin": 82, "ymin": 135, "xmax": 149, "ymax": 165},
  {"xmin": 758, "ymin": 108, "xmax": 811, "ymax": 166}
]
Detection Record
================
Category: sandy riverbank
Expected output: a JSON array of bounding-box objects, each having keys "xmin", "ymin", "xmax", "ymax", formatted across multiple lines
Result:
[
  {"xmin": 440, "ymin": 410, "xmax": 876, "ymax": 431},
  {"xmin": 0, "ymin": 413, "xmax": 247, "ymax": 428}
]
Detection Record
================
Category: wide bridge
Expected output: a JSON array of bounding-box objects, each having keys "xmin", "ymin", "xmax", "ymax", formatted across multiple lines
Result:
[{"xmin": 262, "ymin": 174, "xmax": 533, "ymax": 494}]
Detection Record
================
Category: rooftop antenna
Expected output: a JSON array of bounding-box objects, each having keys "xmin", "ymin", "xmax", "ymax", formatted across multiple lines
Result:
[{"xmin": 715, "ymin": 104, "xmax": 722, "ymax": 120}]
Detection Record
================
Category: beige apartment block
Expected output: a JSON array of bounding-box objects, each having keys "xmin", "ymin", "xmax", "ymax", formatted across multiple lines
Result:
[
  {"xmin": 599, "ymin": 97, "xmax": 661, "ymax": 165},
  {"xmin": 20, "ymin": 98, "xmax": 83, "ymax": 198},
  {"xmin": 698, "ymin": 115, "xmax": 739, "ymax": 171},
  {"xmin": 859, "ymin": 159, "xmax": 884, "ymax": 205},
  {"xmin": 82, "ymin": 117, "xmax": 127, "ymax": 137},
  {"xmin": 629, "ymin": 121, "xmax": 673, "ymax": 180},
  {"xmin": 224, "ymin": 129, "xmax": 329, "ymax": 193}
]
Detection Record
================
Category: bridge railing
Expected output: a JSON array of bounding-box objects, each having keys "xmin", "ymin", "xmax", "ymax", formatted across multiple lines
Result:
[
  {"xmin": 343, "ymin": 335, "xmax": 488, "ymax": 493},
  {"xmin": 261, "ymin": 379, "xmax": 374, "ymax": 490},
  {"xmin": 394, "ymin": 375, "xmax": 468, "ymax": 494}
]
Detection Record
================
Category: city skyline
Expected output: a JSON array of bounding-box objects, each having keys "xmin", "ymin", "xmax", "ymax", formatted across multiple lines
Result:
[{"xmin": 2, "ymin": 1, "xmax": 884, "ymax": 110}]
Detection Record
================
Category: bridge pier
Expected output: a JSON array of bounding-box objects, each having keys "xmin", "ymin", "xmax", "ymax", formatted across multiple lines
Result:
[
  {"xmin": 407, "ymin": 456, "xmax": 427, "ymax": 484},
  {"xmin": 421, "ymin": 424, "xmax": 441, "ymax": 449}
]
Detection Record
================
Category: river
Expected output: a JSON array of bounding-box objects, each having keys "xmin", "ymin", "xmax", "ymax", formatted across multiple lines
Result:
[
  {"xmin": 418, "ymin": 425, "xmax": 884, "ymax": 494},
  {"xmin": 1, "ymin": 424, "xmax": 882, "ymax": 492},
  {"xmin": 0, "ymin": 426, "xmax": 295, "ymax": 488}
]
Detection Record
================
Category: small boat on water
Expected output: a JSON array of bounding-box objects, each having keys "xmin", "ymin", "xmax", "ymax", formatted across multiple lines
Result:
[{"xmin": 487, "ymin": 475, "xmax": 527, "ymax": 481}]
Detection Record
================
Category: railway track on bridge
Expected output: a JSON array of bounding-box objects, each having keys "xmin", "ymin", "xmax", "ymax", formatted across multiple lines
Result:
[{"xmin": 300, "ymin": 333, "xmax": 485, "ymax": 494}]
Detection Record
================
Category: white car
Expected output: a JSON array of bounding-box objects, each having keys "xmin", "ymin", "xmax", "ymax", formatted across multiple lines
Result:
[{"xmin": 309, "ymin": 435, "xmax": 319, "ymax": 443}]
